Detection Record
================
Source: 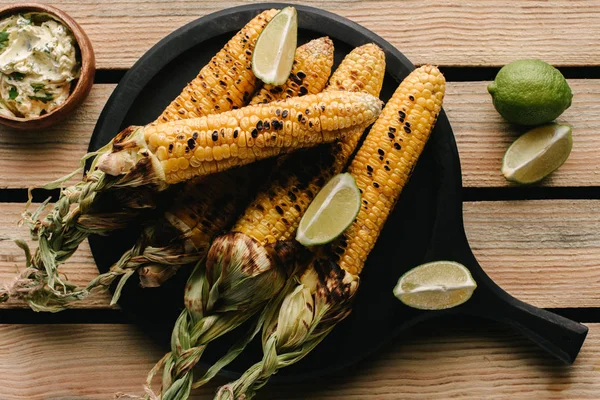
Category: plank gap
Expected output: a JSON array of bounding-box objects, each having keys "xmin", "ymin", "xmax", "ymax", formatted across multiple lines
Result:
[
  {"xmin": 94, "ymin": 69, "xmax": 127, "ymax": 84},
  {"xmin": 463, "ymin": 187, "xmax": 600, "ymax": 202},
  {"xmin": 439, "ymin": 66, "xmax": 600, "ymax": 82},
  {"xmin": 3, "ymin": 186, "xmax": 600, "ymax": 204},
  {"xmin": 0, "ymin": 309, "xmax": 127, "ymax": 324},
  {"xmin": 1, "ymin": 307, "xmax": 599, "ymax": 324},
  {"xmin": 0, "ymin": 189, "xmax": 60, "ymax": 204},
  {"xmin": 92, "ymin": 66, "xmax": 600, "ymax": 85}
]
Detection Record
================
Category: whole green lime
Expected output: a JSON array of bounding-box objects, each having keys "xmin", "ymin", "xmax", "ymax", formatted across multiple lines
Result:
[{"xmin": 488, "ymin": 59, "xmax": 573, "ymax": 126}]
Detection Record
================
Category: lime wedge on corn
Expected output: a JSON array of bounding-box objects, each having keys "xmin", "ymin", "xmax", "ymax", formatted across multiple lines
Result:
[
  {"xmin": 502, "ymin": 123, "xmax": 573, "ymax": 184},
  {"xmin": 252, "ymin": 7, "xmax": 298, "ymax": 86},
  {"xmin": 393, "ymin": 261, "xmax": 477, "ymax": 310},
  {"xmin": 296, "ymin": 173, "xmax": 361, "ymax": 247}
]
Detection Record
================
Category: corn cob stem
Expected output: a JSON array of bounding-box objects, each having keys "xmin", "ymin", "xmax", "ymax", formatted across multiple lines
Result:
[
  {"xmin": 215, "ymin": 65, "xmax": 446, "ymax": 400},
  {"xmin": 143, "ymin": 237, "xmax": 301, "ymax": 400},
  {"xmin": 0, "ymin": 10, "xmax": 279, "ymax": 310}
]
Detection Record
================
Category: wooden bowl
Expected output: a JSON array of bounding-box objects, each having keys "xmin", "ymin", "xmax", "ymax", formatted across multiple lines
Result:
[{"xmin": 0, "ymin": 3, "xmax": 95, "ymax": 130}]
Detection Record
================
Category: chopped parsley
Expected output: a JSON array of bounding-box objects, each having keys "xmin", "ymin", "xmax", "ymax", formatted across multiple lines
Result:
[
  {"xmin": 29, "ymin": 93, "xmax": 54, "ymax": 103},
  {"xmin": 10, "ymin": 72, "xmax": 25, "ymax": 81},
  {"xmin": 31, "ymin": 83, "xmax": 45, "ymax": 92},
  {"xmin": 8, "ymin": 86, "xmax": 18, "ymax": 100},
  {"xmin": 0, "ymin": 31, "xmax": 8, "ymax": 49}
]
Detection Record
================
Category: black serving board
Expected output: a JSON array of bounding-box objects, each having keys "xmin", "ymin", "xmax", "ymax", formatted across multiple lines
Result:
[{"xmin": 89, "ymin": 3, "xmax": 588, "ymax": 383}]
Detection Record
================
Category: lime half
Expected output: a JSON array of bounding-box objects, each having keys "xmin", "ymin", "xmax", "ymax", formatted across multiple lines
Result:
[
  {"xmin": 252, "ymin": 7, "xmax": 298, "ymax": 86},
  {"xmin": 393, "ymin": 261, "xmax": 477, "ymax": 310},
  {"xmin": 296, "ymin": 173, "xmax": 361, "ymax": 247},
  {"xmin": 502, "ymin": 123, "xmax": 573, "ymax": 184}
]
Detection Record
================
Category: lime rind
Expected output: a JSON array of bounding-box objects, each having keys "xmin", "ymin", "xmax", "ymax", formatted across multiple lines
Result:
[{"xmin": 296, "ymin": 173, "xmax": 361, "ymax": 247}]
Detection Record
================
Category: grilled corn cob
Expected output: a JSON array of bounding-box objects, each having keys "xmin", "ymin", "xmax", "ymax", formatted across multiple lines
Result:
[
  {"xmin": 2, "ymin": 12, "xmax": 281, "ymax": 310},
  {"xmin": 97, "ymin": 90, "xmax": 383, "ymax": 187},
  {"xmin": 156, "ymin": 9, "xmax": 278, "ymax": 122},
  {"xmin": 142, "ymin": 43, "xmax": 387, "ymax": 400},
  {"xmin": 101, "ymin": 38, "xmax": 336, "ymax": 297},
  {"xmin": 215, "ymin": 65, "xmax": 446, "ymax": 400}
]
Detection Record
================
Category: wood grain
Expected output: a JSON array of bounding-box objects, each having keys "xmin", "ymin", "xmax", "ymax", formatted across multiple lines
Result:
[
  {"xmin": 0, "ymin": 80, "xmax": 598, "ymax": 189},
  {"xmin": 0, "ymin": 321, "xmax": 597, "ymax": 399},
  {"xmin": 8, "ymin": 0, "xmax": 600, "ymax": 69},
  {"xmin": 1, "ymin": 199, "xmax": 599, "ymax": 309},
  {"xmin": 463, "ymin": 200, "xmax": 600, "ymax": 308}
]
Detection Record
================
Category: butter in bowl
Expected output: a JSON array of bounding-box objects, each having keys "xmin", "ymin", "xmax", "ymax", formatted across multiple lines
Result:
[{"xmin": 0, "ymin": 3, "xmax": 95, "ymax": 129}]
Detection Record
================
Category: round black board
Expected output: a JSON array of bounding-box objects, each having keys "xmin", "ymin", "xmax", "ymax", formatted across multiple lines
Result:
[{"xmin": 89, "ymin": 3, "xmax": 468, "ymax": 383}]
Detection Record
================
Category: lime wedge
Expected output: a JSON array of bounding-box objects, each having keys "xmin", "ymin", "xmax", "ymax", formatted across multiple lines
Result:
[
  {"xmin": 502, "ymin": 123, "xmax": 573, "ymax": 184},
  {"xmin": 393, "ymin": 261, "xmax": 477, "ymax": 310},
  {"xmin": 296, "ymin": 173, "xmax": 361, "ymax": 247},
  {"xmin": 252, "ymin": 7, "xmax": 298, "ymax": 86}
]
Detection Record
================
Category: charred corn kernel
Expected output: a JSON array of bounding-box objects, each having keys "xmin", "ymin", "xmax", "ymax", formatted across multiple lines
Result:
[
  {"xmin": 250, "ymin": 37, "xmax": 334, "ymax": 105},
  {"xmin": 233, "ymin": 47, "xmax": 386, "ymax": 246},
  {"xmin": 155, "ymin": 9, "xmax": 278, "ymax": 123},
  {"xmin": 332, "ymin": 65, "xmax": 445, "ymax": 276},
  {"xmin": 140, "ymin": 90, "xmax": 383, "ymax": 184}
]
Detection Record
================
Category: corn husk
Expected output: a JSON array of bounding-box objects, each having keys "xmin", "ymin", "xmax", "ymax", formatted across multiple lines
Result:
[
  {"xmin": 0, "ymin": 141, "xmax": 164, "ymax": 310},
  {"xmin": 214, "ymin": 259, "xmax": 359, "ymax": 400},
  {"xmin": 144, "ymin": 233, "xmax": 299, "ymax": 399}
]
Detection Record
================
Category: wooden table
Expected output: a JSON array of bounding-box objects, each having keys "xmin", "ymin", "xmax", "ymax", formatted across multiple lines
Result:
[{"xmin": 1, "ymin": 1, "xmax": 599, "ymax": 398}]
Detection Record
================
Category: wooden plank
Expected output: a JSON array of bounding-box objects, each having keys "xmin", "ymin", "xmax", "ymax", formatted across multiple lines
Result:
[
  {"xmin": 0, "ymin": 322, "xmax": 598, "ymax": 399},
  {"xmin": 14, "ymin": 0, "xmax": 600, "ymax": 69},
  {"xmin": 1, "ymin": 199, "xmax": 599, "ymax": 309},
  {"xmin": 0, "ymin": 80, "xmax": 598, "ymax": 189},
  {"xmin": 463, "ymin": 200, "xmax": 600, "ymax": 308}
]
